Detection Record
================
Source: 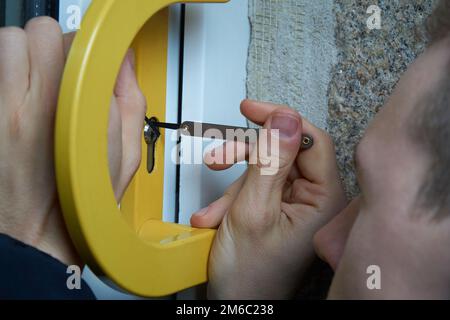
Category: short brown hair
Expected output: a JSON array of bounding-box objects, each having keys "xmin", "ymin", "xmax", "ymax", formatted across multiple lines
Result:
[
  {"xmin": 427, "ymin": 0, "xmax": 450, "ymax": 44},
  {"xmin": 413, "ymin": 76, "xmax": 450, "ymax": 219},
  {"xmin": 414, "ymin": 0, "xmax": 450, "ymax": 219}
]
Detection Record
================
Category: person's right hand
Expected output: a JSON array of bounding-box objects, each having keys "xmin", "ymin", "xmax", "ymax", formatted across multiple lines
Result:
[{"xmin": 191, "ymin": 100, "xmax": 347, "ymax": 299}]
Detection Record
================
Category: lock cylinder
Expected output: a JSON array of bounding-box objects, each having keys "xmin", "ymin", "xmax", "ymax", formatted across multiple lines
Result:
[{"xmin": 144, "ymin": 117, "xmax": 161, "ymax": 174}]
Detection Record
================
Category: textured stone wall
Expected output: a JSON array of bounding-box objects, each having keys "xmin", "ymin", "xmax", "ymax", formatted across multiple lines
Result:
[
  {"xmin": 329, "ymin": 0, "xmax": 436, "ymax": 197},
  {"xmin": 247, "ymin": 0, "xmax": 437, "ymax": 198}
]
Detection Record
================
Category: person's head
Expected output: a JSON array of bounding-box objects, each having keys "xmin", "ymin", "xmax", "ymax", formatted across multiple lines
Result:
[{"xmin": 314, "ymin": 0, "xmax": 450, "ymax": 299}]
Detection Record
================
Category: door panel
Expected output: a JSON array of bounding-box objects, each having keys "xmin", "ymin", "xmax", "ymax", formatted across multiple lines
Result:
[{"xmin": 179, "ymin": 0, "xmax": 249, "ymax": 224}]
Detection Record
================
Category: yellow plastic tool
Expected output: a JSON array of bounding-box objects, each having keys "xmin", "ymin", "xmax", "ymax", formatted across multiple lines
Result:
[{"xmin": 56, "ymin": 0, "xmax": 227, "ymax": 297}]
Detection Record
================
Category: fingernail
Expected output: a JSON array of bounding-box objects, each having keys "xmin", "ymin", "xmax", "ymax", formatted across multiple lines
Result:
[
  {"xmin": 271, "ymin": 114, "xmax": 300, "ymax": 139},
  {"xmin": 193, "ymin": 206, "xmax": 209, "ymax": 217}
]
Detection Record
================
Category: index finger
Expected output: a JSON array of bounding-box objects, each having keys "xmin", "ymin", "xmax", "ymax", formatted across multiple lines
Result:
[
  {"xmin": 0, "ymin": 27, "xmax": 30, "ymax": 102},
  {"xmin": 241, "ymin": 100, "xmax": 340, "ymax": 186}
]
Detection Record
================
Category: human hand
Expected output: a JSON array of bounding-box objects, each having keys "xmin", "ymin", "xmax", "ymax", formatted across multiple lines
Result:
[
  {"xmin": 0, "ymin": 18, "xmax": 146, "ymax": 266},
  {"xmin": 191, "ymin": 100, "xmax": 347, "ymax": 299}
]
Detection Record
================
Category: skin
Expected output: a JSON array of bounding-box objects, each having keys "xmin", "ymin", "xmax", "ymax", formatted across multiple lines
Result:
[
  {"xmin": 0, "ymin": 17, "xmax": 146, "ymax": 266},
  {"xmin": 1, "ymin": 16, "xmax": 449, "ymax": 300},
  {"xmin": 191, "ymin": 100, "xmax": 347, "ymax": 299},
  {"xmin": 317, "ymin": 37, "xmax": 450, "ymax": 299},
  {"xmin": 193, "ymin": 37, "xmax": 450, "ymax": 299}
]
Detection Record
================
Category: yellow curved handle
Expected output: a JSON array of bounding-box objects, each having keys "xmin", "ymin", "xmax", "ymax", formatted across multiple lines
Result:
[{"xmin": 56, "ymin": 0, "xmax": 227, "ymax": 297}]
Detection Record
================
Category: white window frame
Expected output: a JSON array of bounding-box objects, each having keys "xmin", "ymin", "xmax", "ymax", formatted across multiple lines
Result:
[{"xmin": 179, "ymin": 0, "xmax": 249, "ymax": 226}]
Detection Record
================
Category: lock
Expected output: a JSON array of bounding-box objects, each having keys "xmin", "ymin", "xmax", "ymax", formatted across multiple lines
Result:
[
  {"xmin": 144, "ymin": 117, "xmax": 161, "ymax": 174},
  {"xmin": 55, "ymin": 0, "xmax": 228, "ymax": 297}
]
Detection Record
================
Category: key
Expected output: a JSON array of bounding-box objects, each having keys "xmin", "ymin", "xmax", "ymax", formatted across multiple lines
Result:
[{"xmin": 144, "ymin": 117, "xmax": 161, "ymax": 173}]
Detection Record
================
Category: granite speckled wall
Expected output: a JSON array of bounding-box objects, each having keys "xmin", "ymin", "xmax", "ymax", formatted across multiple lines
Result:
[
  {"xmin": 247, "ymin": 0, "xmax": 437, "ymax": 198},
  {"xmin": 329, "ymin": 0, "xmax": 436, "ymax": 197}
]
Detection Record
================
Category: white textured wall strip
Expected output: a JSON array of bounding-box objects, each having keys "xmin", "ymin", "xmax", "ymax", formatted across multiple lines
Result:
[{"xmin": 247, "ymin": 0, "xmax": 336, "ymax": 130}]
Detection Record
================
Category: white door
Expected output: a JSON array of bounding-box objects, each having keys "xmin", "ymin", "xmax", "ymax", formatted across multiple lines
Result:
[{"xmin": 179, "ymin": 0, "xmax": 249, "ymax": 226}]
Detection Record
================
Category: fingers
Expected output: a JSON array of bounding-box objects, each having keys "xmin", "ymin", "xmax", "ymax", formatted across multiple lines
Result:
[
  {"xmin": 204, "ymin": 100, "xmax": 302, "ymax": 171},
  {"xmin": 113, "ymin": 50, "xmax": 147, "ymax": 199},
  {"xmin": 294, "ymin": 119, "xmax": 340, "ymax": 186},
  {"xmin": 240, "ymin": 99, "xmax": 291, "ymax": 126},
  {"xmin": 313, "ymin": 197, "xmax": 361, "ymax": 271},
  {"xmin": 204, "ymin": 141, "xmax": 253, "ymax": 171},
  {"xmin": 242, "ymin": 99, "xmax": 340, "ymax": 186},
  {"xmin": 24, "ymin": 17, "xmax": 65, "ymax": 107},
  {"xmin": 108, "ymin": 98, "xmax": 123, "ymax": 200},
  {"xmin": 115, "ymin": 50, "xmax": 147, "ymax": 125},
  {"xmin": 0, "ymin": 27, "xmax": 30, "ymax": 103},
  {"xmin": 191, "ymin": 173, "xmax": 247, "ymax": 228},
  {"xmin": 116, "ymin": 49, "xmax": 147, "ymax": 162},
  {"xmin": 283, "ymin": 178, "xmax": 324, "ymax": 206},
  {"xmin": 204, "ymin": 100, "xmax": 309, "ymax": 172},
  {"xmin": 236, "ymin": 108, "xmax": 303, "ymax": 223}
]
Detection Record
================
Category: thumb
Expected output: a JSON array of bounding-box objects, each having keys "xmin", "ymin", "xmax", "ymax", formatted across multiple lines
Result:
[{"xmin": 238, "ymin": 109, "xmax": 302, "ymax": 221}]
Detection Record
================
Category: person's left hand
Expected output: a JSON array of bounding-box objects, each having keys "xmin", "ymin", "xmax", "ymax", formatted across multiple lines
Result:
[{"xmin": 0, "ymin": 18, "xmax": 146, "ymax": 266}]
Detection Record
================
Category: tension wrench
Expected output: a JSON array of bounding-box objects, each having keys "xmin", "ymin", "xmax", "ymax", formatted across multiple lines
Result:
[{"xmin": 145, "ymin": 117, "xmax": 314, "ymax": 149}]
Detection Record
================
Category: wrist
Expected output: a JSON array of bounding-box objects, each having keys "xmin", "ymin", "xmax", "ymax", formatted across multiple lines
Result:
[
  {"xmin": 0, "ymin": 202, "xmax": 82, "ymax": 267},
  {"xmin": 208, "ymin": 241, "xmax": 312, "ymax": 300}
]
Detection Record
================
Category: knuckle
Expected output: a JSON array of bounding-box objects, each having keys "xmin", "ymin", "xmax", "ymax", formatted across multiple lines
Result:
[
  {"xmin": 229, "ymin": 199, "xmax": 273, "ymax": 236},
  {"xmin": 291, "ymin": 179, "xmax": 328, "ymax": 206},
  {"xmin": 135, "ymin": 91, "xmax": 147, "ymax": 110},
  {"xmin": 278, "ymin": 152, "xmax": 294, "ymax": 170},
  {"xmin": 291, "ymin": 180, "xmax": 310, "ymax": 202},
  {"xmin": 292, "ymin": 179, "xmax": 308, "ymax": 194},
  {"xmin": 248, "ymin": 213, "xmax": 273, "ymax": 235},
  {"xmin": 248, "ymin": 210, "xmax": 275, "ymax": 235},
  {"xmin": 128, "ymin": 90, "xmax": 147, "ymax": 113}
]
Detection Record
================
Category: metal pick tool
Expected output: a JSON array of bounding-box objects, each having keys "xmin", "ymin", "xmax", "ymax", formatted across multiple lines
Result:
[{"xmin": 144, "ymin": 117, "xmax": 314, "ymax": 173}]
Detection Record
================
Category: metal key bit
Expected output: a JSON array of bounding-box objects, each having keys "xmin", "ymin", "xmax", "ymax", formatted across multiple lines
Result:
[{"xmin": 144, "ymin": 118, "xmax": 161, "ymax": 174}]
